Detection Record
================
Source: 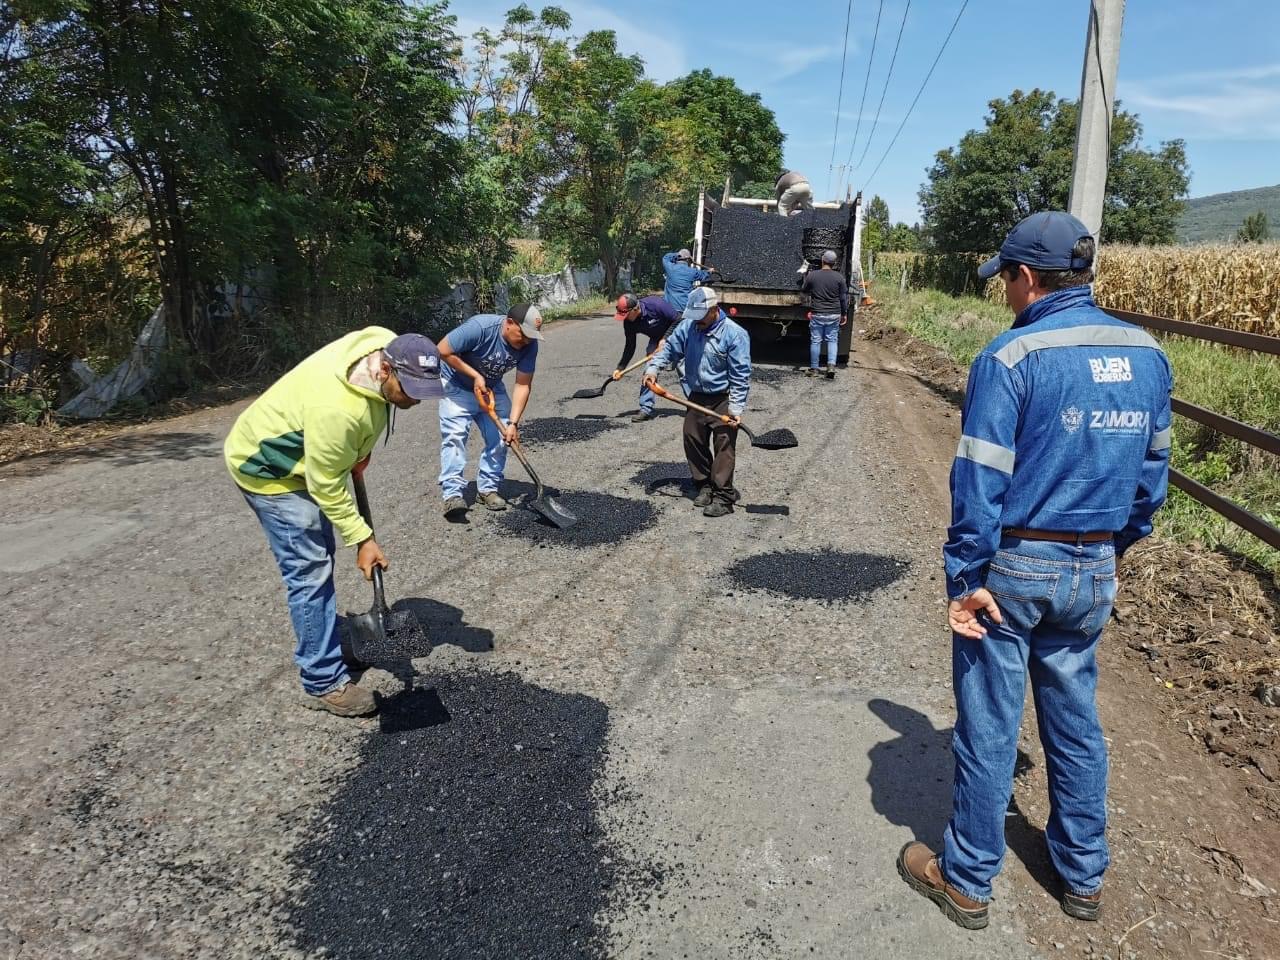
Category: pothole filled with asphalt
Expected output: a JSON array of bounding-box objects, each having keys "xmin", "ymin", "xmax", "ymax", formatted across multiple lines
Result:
[
  {"xmin": 517, "ymin": 417, "xmax": 623, "ymax": 445},
  {"xmin": 629, "ymin": 461, "xmax": 690, "ymax": 494},
  {"xmin": 497, "ymin": 490, "xmax": 659, "ymax": 548},
  {"xmin": 287, "ymin": 668, "xmax": 666, "ymax": 960},
  {"xmin": 724, "ymin": 548, "xmax": 909, "ymax": 604}
]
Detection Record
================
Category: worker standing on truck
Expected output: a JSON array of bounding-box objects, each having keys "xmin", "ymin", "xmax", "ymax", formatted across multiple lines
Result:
[
  {"xmin": 613, "ymin": 292, "xmax": 681, "ymax": 423},
  {"xmin": 224, "ymin": 329, "xmax": 444, "ymax": 717},
  {"xmin": 897, "ymin": 212, "xmax": 1172, "ymax": 930},
  {"xmin": 775, "ymin": 170, "xmax": 814, "ymax": 217},
  {"xmin": 662, "ymin": 248, "xmax": 712, "ymax": 313},
  {"xmin": 801, "ymin": 249, "xmax": 848, "ymax": 379},
  {"xmin": 436, "ymin": 304, "xmax": 543, "ymax": 521},
  {"xmin": 643, "ymin": 287, "xmax": 752, "ymax": 518}
]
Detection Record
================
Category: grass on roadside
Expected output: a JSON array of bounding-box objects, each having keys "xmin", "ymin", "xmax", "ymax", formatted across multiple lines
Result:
[
  {"xmin": 540, "ymin": 295, "xmax": 613, "ymax": 323},
  {"xmin": 874, "ymin": 285, "xmax": 1280, "ymax": 579}
]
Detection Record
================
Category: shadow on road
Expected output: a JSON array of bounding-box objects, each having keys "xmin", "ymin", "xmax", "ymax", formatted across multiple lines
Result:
[
  {"xmin": 1, "ymin": 430, "xmax": 222, "ymax": 477},
  {"xmin": 392, "ymin": 597, "xmax": 495, "ymax": 654},
  {"xmin": 866, "ymin": 699, "xmax": 1057, "ymax": 896}
]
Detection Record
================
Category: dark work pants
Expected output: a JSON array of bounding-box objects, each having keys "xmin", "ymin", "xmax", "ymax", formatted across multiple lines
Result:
[{"xmin": 683, "ymin": 390, "xmax": 739, "ymax": 504}]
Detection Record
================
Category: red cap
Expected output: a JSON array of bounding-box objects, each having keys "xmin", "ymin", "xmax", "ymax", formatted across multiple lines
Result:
[{"xmin": 614, "ymin": 293, "xmax": 638, "ymax": 321}]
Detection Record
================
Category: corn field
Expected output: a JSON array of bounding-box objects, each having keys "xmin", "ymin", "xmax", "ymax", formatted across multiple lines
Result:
[{"xmin": 872, "ymin": 245, "xmax": 1280, "ymax": 335}]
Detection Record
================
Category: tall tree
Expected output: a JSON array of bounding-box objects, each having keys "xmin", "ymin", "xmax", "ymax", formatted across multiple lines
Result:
[
  {"xmin": 1237, "ymin": 211, "xmax": 1270, "ymax": 243},
  {"xmin": 919, "ymin": 89, "xmax": 1189, "ymax": 252},
  {"xmin": 862, "ymin": 195, "xmax": 891, "ymax": 255}
]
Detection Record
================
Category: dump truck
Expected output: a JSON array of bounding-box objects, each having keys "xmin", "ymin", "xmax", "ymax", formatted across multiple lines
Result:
[{"xmin": 694, "ymin": 181, "xmax": 863, "ymax": 364}]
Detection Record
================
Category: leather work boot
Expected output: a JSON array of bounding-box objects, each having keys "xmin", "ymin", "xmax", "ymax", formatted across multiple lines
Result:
[
  {"xmin": 702, "ymin": 500, "xmax": 733, "ymax": 518},
  {"xmin": 1062, "ymin": 889, "xmax": 1102, "ymax": 921},
  {"xmin": 442, "ymin": 496, "xmax": 468, "ymax": 519},
  {"xmin": 693, "ymin": 486, "xmax": 714, "ymax": 508},
  {"xmin": 301, "ymin": 682, "xmax": 377, "ymax": 717},
  {"xmin": 631, "ymin": 411, "xmax": 655, "ymax": 423},
  {"xmin": 477, "ymin": 491, "xmax": 508, "ymax": 511},
  {"xmin": 896, "ymin": 842, "xmax": 989, "ymax": 930}
]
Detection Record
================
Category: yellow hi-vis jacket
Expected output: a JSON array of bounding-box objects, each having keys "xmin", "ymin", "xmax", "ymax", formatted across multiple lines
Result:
[{"xmin": 224, "ymin": 326, "xmax": 396, "ymax": 547}]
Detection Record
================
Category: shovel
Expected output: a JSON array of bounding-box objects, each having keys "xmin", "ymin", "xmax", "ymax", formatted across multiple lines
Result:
[
  {"xmin": 570, "ymin": 351, "xmax": 656, "ymax": 400},
  {"xmin": 648, "ymin": 382, "xmax": 799, "ymax": 450},
  {"xmin": 479, "ymin": 390, "xmax": 579, "ymax": 529},
  {"xmin": 341, "ymin": 472, "xmax": 429, "ymax": 669}
]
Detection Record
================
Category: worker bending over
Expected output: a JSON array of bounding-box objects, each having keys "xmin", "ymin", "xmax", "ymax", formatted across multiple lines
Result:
[
  {"xmin": 613, "ymin": 292, "xmax": 681, "ymax": 423},
  {"xmin": 644, "ymin": 287, "xmax": 751, "ymax": 517},
  {"xmin": 801, "ymin": 249, "xmax": 849, "ymax": 378},
  {"xmin": 898, "ymin": 212, "xmax": 1172, "ymax": 930},
  {"xmin": 225, "ymin": 329, "xmax": 443, "ymax": 717},
  {"xmin": 775, "ymin": 170, "xmax": 814, "ymax": 217},
  {"xmin": 436, "ymin": 304, "xmax": 543, "ymax": 520}
]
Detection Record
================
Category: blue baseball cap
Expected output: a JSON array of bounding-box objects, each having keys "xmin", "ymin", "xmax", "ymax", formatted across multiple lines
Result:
[
  {"xmin": 383, "ymin": 333, "xmax": 444, "ymax": 400},
  {"xmin": 977, "ymin": 212, "xmax": 1094, "ymax": 281}
]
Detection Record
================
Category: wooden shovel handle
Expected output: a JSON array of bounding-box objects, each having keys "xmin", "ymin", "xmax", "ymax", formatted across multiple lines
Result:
[
  {"xmin": 647, "ymin": 381, "xmax": 735, "ymax": 426},
  {"xmin": 615, "ymin": 350, "xmax": 657, "ymax": 380}
]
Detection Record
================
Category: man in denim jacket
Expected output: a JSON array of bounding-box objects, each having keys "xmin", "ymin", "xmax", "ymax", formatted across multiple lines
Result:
[{"xmin": 898, "ymin": 212, "xmax": 1173, "ymax": 929}]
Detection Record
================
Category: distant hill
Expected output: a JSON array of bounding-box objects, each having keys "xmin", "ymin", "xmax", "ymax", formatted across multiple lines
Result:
[{"xmin": 1177, "ymin": 183, "xmax": 1280, "ymax": 244}]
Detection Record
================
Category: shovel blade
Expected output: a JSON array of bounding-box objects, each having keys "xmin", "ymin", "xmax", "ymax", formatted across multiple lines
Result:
[
  {"xmin": 748, "ymin": 427, "xmax": 799, "ymax": 450},
  {"xmin": 571, "ymin": 386, "xmax": 606, "ymax": 399},
  {"xmin": 532, "ymin": 495, "xmax": 578, "ymax": 529},
  {"xmin": 343, "ymin": 608, "xmax": 385, "ymax": 668}
]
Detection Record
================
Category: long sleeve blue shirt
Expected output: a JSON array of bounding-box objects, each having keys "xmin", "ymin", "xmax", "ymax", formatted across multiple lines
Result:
[
  {"xmin": 662, "ymin": 252, "xmax": 711, "ymax": 313},
  {"xmin": 944, "ymin": 285, "xmax": 1173, "ymax": 599},
  {"xmin": 646, "ymin": 311, "xmax": 752, "ymax": 415}
]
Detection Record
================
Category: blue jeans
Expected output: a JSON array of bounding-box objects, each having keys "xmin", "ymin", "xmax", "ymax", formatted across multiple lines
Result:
[
  {"xmin": 242, "ymin": 489, "xmax": 348, "ymax": 696},
  {"xmin": 438, "ymin": 383, "xmax": 511, "ymax": 500},
  {"xmin": 810, "ymin": 314, "xmax": 839, "ymax": 368},
  {"xmin": 638, "ymin": 335, "xmax": 661, "ymax": 414},
  {"xmin": 942, "ymin": 535, "xmax": 1117, "ymax": 902}
]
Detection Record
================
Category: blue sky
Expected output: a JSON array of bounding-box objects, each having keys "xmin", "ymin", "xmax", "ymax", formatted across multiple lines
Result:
[{"xmin": 453, "ymin": 0, "xmax": 1280, "ymax": 225}]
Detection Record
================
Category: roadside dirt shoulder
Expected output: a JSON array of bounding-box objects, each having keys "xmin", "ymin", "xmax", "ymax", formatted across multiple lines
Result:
[{"xmin": 858, "ymin": 311, "xmax": 1280, "ymax": 959}]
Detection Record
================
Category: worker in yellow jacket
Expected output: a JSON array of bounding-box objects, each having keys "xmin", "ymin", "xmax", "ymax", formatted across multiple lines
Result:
[{"xmin": 224, "ymin": 328, "xmax": 442, "ymax": 716}]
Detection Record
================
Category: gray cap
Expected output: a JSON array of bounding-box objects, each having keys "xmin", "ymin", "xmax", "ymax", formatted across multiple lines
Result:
[
  {"xmin": 682, "ymin": 285, "xmax": 720, "ymax": 321},
  {"xmin": 507, "ymin": 303, "xmax": 544, "ymax": 340},
  {"xmin": 677, "ymin": 248, "xmax": 692, "ymax": 262},
  {"xmin": 821, "ymin": 250, "xmax": 838, "ymax": 265}
]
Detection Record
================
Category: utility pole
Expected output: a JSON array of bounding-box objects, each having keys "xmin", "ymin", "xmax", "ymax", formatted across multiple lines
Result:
[{"xmin": 1068, "ymin": 0, "xmax": 1125, "ymax": 242}]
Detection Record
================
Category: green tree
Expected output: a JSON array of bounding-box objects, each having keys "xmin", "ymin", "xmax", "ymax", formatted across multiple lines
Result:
[
  {"xmin": 885, "ymin": 222, "xmax": 922, "ymax": 252},
  {"xmin": 1237, "ymin": 211, "xmax": 1270, "ymax": 243},
  {"xmin": 920, "ymin": 88, "xmax": 1189, "ymax": 252},
  {"xmin": 662, "ymin": 69, "xmax": 783, "ymax": 190},
  {"xmin": 862, "ymin": 195, "xmax": 891, "ymax": 255}
]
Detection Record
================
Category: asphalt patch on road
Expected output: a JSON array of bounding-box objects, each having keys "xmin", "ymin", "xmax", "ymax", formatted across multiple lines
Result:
[
  {"xmin": 518, "ymin": 417, "xmax": 623, "ymax": 445},
  {"xmin": 724, "ymin": 548, "xmax": 909, "ymax": 604},
  {"xmin": 497, "ymin": 489, "xmax": 659, "ymax": 547},
  {"xmin": 629, "ymin": 460, "xmax": 690, "ymax": 491},
  {"xmin": 287, "ymin": 669, "xmax": 664, "ymax": 960},
  {"xmin": 749, "ymin": 366, "xmax": 798, "ymax": 387}
]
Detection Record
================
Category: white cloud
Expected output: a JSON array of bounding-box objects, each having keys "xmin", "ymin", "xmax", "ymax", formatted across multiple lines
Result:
[{"xmin": 1124, "ymin": 61, "xmax": 1280, "ymax": 139}]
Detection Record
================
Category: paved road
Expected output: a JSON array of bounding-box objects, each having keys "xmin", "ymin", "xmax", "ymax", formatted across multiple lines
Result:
[{"xmin": 0, "ymin": 313, "xmax": 1044, "ymax": 959}]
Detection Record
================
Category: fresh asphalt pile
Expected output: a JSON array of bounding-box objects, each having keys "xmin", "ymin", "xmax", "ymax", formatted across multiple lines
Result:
[
  {"xmin": 498, "ymin": 489, "xmax": 659, "ymax": 547},
  {"xmin": 707, "ymin": 206, "xmax": 849, "ymax": 288},
  {"xmin": 286, "ymin": 669, "xmax": 663, "ymax": 960},
  {"xmin": 518, "ymin": 417, "xmax": 622, "ymax": 446},
  {"xmin": 351, "ymin": 613, "xmax": 433, "ymax": 663},
  {"xmin": 724, "ymin": 548, "xmax": 910, "ymax": 603},
  {"xmin": 748, "ymin": 427, "xmax": 799, "ymax": 449},
  {"xmin": 629, "ymin": 460, "xmax": 690, "ymax": 490}
]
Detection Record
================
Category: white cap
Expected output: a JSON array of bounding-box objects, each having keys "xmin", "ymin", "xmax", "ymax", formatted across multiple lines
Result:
[{"xmin": 682, "ymin": 286, "xmax": 720, "ymax": 321}]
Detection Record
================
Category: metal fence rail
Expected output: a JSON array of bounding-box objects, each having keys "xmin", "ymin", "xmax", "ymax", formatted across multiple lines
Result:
[{"xmin": 1102, "ymin": 308, "xmax": 1280, "ymax": 552}]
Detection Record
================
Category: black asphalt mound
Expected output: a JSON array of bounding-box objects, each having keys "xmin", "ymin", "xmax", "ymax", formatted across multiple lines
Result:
[
  {"xmin": 707, "ymin": 205, "xmax": 850, "ymax": 289},
  {"xmin": 725, "ymin": 549, "xmax": 909, "ymax": 603},
  {"xmin": 287, "ymin": 669, "xmax": 662, "ymax": 960},
  {"xmin": 498, "ymin": 489, "xmax": 659, "ymax": 548},
  {"xmin": 629, "ymin": 461, "xmax": 690, "ymax": 487},
  {"xmin": 517, "ymin": 417, "xmax": 622, "ymax": 445},
  {"xmin": 749, "ymin": 366, "xmax": 799, "ymax": 386}
]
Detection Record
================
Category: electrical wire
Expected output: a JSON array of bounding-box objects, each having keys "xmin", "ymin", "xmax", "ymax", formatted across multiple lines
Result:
[
  {"xmin": 853, "ymin": 0, "xmax": 911, "ymax": 172},
  {"xmin": 862, "ymin": 0, "xmax": 970, "ymax": 191},
  {"xmin": 839, "ymin": 0, "xmax": 885, "ymax": 197},
  {"xmin": 825, "ymin": 0, "xmax": 857, "ymax": 199}
]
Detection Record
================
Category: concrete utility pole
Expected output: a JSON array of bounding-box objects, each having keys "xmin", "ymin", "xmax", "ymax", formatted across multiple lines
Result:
[{"xmin": 1068, "ymin": 0, "xmax": 1125, "ymax": 242}]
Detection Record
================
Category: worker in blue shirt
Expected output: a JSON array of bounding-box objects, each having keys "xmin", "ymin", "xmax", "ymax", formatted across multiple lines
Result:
[
  {"xmin": 661, "ymin": 248, "xmax": 711, "ymax": 313},
  {"xmin": 612, "ymin": 293, "xmax": 681, "ymax": 423},
  {"xmin": 897, "ymin": 212, "xmax": 1172, "ymax": 930},
  {"xmin": 644, "ymin": 286, "xmax": 752, "ymax": 517}
]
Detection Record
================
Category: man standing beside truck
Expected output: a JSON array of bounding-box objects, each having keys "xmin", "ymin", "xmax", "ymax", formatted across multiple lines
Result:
[
  {"xmin": 801, "ymin": 249, "xmax": 849, "ymax": 379},
  {"xmin": 661, "ymin": 248, "xmax": 711, "ymax": 313}
]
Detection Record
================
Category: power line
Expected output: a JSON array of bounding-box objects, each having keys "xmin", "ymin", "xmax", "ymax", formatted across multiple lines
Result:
[
  {"xmin": 839, "ymin": 0, "xmax": 885, "ymax": 197},
  {"xmin": 863, "ymin": 0, "xmax": 970, "ymax": 192},
  {"xmin": 825, "ymin": 0, "xmax": 856, "ymax": 199},
  {"xmin": 853, "ymin": 0, "xmax": 911, "ymax": 172}
]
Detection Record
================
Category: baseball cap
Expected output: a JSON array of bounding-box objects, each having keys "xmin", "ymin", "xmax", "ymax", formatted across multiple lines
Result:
[
  {"xmin": 507, "ymin": 303, "xmax": 544, "ymax": 340},
  {"xmin": 383, "ymin": 333, "xmax": 444, "ymax": 400},
  {"xmin": 978, "ymin": 211, "xmax": 1094, "ymax": 281},
  {"xmin": 677, "ymin": 248, "xmax": 692, "ymax": 262},
  {"xmin": 614, "ymin": 293, "xmax": 638, "ymax": 321},
  {"xmin": 821, "ymin": 249, "xmax": 837, "ymax": 265},
  {"xmin": 682, "ymin": 285, "xmax": 720, "ymax": 321}
]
